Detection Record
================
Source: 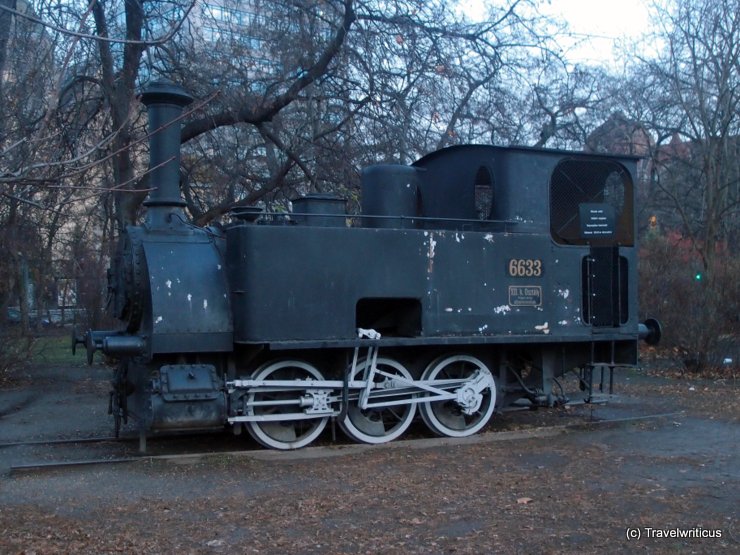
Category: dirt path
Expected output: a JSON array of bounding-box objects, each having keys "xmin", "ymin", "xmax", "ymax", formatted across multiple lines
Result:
[{"xmin": 0, "ymin": 363, "xmax": 737, "ymax": 554}]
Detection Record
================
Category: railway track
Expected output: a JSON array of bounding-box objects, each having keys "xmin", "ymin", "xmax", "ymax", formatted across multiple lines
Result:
[
  {"xmin": 5, "ymin": 410, "xmax": 684, "ymax": 475},
  {"xmin": 0, "ymin": 436, "xmax": 121, "ymax": 449}
]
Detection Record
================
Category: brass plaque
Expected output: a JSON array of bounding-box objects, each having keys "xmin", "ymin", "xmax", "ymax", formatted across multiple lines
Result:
[{"xmin": 508, "ymin": 285, "xmax": 542, "ymax": 307}]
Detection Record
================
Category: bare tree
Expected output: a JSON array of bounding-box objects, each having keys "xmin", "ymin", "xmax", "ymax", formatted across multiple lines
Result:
[
  {"xmin": 614, "ymin": 0, "xmax": 740, "ymax": 371},
  {"xmin": 0, "ymin": 0, "xmax": 602, "ymax": 347},
  {"xmin": 0, "ymin": 0, "xmax": 59, "ymax": 331},
  {"xmin": 648, "ymin": 0, "xmax": 739, "ymax": 259},
  {"xmin": 4, "ymin": 0, "xmax": 580, "ymax": 227},
  {"xmin": 156, "ymin": 0, "xmax": 568, "ymax": 223}
]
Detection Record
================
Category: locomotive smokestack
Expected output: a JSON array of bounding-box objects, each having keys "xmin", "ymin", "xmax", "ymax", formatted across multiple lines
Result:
[{"xmin": 140, "ymin": 80, "xmax": 193, "ymax": 227}]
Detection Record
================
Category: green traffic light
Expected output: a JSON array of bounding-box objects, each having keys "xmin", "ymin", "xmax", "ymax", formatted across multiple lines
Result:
[{"xmin": 695, "ymin": 272, "xmax": 702, "ymax": 281}]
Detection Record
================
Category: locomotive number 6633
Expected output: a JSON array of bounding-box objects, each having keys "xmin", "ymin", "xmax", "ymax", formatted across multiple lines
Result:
[{"xmin": 507, "ymin": 258, "xmax": 543, "ymax": 277}]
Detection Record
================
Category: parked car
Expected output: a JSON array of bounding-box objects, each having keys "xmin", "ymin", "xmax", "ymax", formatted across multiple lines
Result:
[{"xmin": 5, "ymin": 307, "xmax": 50, "ymax": 328}]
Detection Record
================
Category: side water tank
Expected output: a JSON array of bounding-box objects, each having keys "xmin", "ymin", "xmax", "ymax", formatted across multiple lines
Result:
[
  {"xmin": 292, "ymin": 194, "xmax": 347, "ymax": 227},
  {"xmin": 361, "ymin": 165, "xmax": 419, "ymax": 228}
]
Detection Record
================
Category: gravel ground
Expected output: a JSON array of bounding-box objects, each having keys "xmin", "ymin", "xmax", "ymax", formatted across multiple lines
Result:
[{"xmin": 0, "ymin": 360, "xmax": 737, "ymax": 554}]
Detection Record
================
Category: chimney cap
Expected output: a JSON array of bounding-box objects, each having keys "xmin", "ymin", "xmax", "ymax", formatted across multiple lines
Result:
[{"xmin": 140, "ymin": 79, "xmax": 193, "ymax": 108}]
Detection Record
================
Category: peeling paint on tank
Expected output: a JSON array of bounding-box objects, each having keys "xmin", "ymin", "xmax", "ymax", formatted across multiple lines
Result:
[
  {"xmin": 427, "ymin": 233, "xmax": 437, "ymax": 273},
  {"xmin": 444, "ymin": 308, "xmax": 454, "ymax": 312},
  {"xmin": 203, "ymin": 299, "xmax": 208, "ymax": 310},
  {"xmin": 478, "ymin": 324, "xmax": 489, "ymax": 333},
  {"xmin": 535, "ymin": 322, "xmax": 550, "ymax": 334},
  {"xmin": 217, "ymin": 264, "xmax": 222, "ymax": 270},
  {"xmin": 558, "ymin": 320, "xmax": 569, "ymax": 326},
  {"xmin": 187, "ymin": 293, "xmax": 192, "ymax": 302},
  {"xmin": 165, "ymin": 280, "xmax": 172, "ymax": 289},
  {"xmin": 558, "ymin": 289, "xmax": 570, "ymax": 299},
  {"xmin": 493, "ymin": 305, "xmax": 511, "ymax": 315},
  {"xmin": 155, "ymin": 316, "xmax": 163, "ymax": 324},
  {"xmin": 483, "ymin": 233, "xmax": 495, "ymax": 244}
]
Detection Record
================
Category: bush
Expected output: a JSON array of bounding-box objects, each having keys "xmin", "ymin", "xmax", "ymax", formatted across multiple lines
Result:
[
  {"xmin": 0, "ymin": 327, "xmax": 33, "ymax": 385},
  {"xmin": 639, "ymin": 233, "xmax": 739, "ymax": 374}
]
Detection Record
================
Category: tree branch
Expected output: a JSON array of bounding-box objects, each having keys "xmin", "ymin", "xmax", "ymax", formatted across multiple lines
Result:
[{"xmin": 181, "ymin": 0, "xmax": 356, "ymax": 142}]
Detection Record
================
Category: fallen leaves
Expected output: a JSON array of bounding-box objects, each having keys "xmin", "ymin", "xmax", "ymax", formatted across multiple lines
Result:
[{"xmin": 1, "ymin": 364, "xmax": 737, "ymax": 553}]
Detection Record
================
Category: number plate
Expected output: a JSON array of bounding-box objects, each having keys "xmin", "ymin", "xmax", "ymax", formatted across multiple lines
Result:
[{"xmin": 507, "ymin": 258, "xmax": 543, "ymax": 277}]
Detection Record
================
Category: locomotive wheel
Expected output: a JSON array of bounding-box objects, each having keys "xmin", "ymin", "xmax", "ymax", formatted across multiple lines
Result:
[
  {"xmin": 340, "ymin": 357, "xmax": 417, "ymax": 444},
  {"xmin": 419, "ymin": 355, "xmax": 496, "ymax": 438},
  {"xmin": 245, "ymin": 360, "xmax": 329, "ymax": 450}
]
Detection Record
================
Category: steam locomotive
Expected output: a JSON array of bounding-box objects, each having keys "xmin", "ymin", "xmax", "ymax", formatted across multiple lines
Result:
[{"xmin": 73, "ymin": 81, "xmax": 661, "ymax": 450}]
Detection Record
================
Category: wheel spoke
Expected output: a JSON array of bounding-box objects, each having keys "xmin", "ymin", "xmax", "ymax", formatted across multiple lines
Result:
[
  {"xmin": 436, "ymin": 404, "xmax": 467, "ymax": 430},
  {"xmin": 259, "ymin": 421, "xmax": 297, "ymax": 443},
  {"xmin": 347, "ymin": 406, "xmax": 387, "ymax": 436}
]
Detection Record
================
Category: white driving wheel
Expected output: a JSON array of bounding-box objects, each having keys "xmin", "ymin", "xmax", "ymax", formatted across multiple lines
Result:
[
  {"xmin": 245, "ymin": 360, "xmax": 329, "ymax": 450},
  {"xmin": 340, "ymin": 357, "xmax": 417, "ymax": 444},
  {"xmin": 420, "ymin": 354, "xmax": 496, "ymax": 437}
]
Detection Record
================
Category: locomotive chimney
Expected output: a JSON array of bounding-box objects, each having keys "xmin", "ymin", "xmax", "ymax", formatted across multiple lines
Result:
[{"xmin": 140, "ymin": 80, "xmax": 193, "ymax": 228}]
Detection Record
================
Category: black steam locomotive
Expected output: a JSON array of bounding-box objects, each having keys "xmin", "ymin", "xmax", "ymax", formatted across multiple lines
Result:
[{"xmin": 74, "ymin": 81, "xmax": 661, "ymax": 450}]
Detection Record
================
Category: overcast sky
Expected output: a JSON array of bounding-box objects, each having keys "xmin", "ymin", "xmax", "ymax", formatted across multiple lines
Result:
[{"xmin": 459, "ymin": 0, "xmax": 655, "ymax": 67}]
